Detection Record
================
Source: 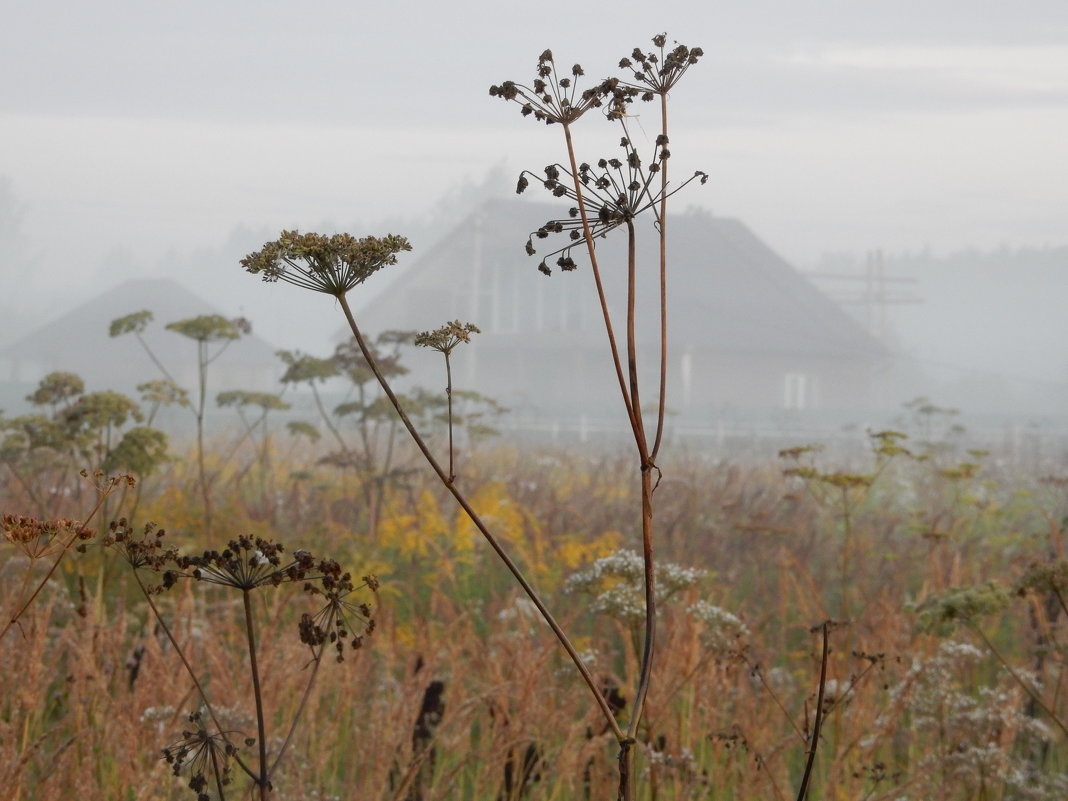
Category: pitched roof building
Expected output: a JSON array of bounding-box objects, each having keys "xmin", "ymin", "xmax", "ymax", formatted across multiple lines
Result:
[
  {"xmin": 0, "ymin": 278, "xmax": 281, "ymax": 407},
  {"xmin": 355, "ymin": 200, "xmax": 888, "ymax": 427}
]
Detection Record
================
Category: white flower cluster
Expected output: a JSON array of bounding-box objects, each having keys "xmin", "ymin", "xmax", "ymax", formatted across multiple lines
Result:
[
  {"xmin": 139, "ymin": 705, "xmax": 176, "ymax": 724},
  {"xmin": 562, "ymin": 549, "xmax": 704, "ymax": 623},
  {"xmin": 497, "ymin": 596, "xmax": 541, "ymax": 623},
  {"xmin": 686, "ymin": 600, "xmax": 749, "ymax": 653},
  {"xmin": 886, "ymin": 639, "xmax": 1065, "ymax": 799},
  {"xmin": 642, "ymin": 744, "xmax": 700, "ymax": 784}
]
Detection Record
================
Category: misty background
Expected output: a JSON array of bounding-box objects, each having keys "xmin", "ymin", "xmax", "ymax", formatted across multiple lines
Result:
[{"xmin": 2, "ymin": 0, "xmax": 1066, "ymax": 437}]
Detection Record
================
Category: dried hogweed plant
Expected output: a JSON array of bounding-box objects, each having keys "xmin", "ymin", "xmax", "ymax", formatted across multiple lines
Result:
[
  {"xmin": 104, "ymin": 518, "xmax": 377, "ymax": 800},
  {"xmin": 241, "ymin": 225, "xmax": 614, "ymax": 772},
  {"xmin": 492, "ymin": 34, "xmax": 707, "ymax": 799},
  {"xmin": 242, "ymin": 34, "xmax": 708, "ymax": 801}
]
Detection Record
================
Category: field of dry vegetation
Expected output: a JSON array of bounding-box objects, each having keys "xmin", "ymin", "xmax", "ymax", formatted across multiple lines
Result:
[
  {"xmin": 3, "ymin": 423, "xmax": 1067, "ymax": 800},
  {"xmin": 3, "ymin": 33, "xmax": 1067, "ymax": 801}
]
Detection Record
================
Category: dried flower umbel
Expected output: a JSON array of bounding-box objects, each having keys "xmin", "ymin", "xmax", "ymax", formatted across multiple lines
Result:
[
  {"xmin": 519, "ymin": 138, "xmax": 707, "ymax": 274},
  {"xmin": 0, "ymin": 471, "xmax": 123, "ymax": 644},
  {"xmin": 2, "ymin": 514, "xmax": 93, "ymax": 561},
  {"xmin": 415, "ymin": 321, "xmax": 481, "ymax": 481},
  {"xmin": 241, "ymin": 230, "xmax": 411, "ymax": 297},
  {"xmin": 300, "ymin": 566, "xmax": 378, "ymax": 663},
  {"xmin": 171, "ymin": 535, "xmax": 315, "ymax": 591},
  {"xmin": 162, "ymin": 711, "xmax": 238, "ymax": 801},
  {"xmin": 489, "ymin": 49, "xmax": 618, "ymax": 126},
  {"xmin": 617, "ymin": 35, "xmax": 704, "ymax": 97},
  {"xmin": 104, "ymin": 518, "xmax": 177, "ymax": 578},
  {"xmin": 414, "ymin": 321, "xmax": 481, "ymax": 355},
  {"xmin": 104, "ymin": 519, "xmax": 377, "ymax": 801}
]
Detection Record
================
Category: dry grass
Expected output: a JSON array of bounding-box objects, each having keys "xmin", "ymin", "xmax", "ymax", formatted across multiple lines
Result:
[{"xmin": 2, "ymin": 437, "xmax": 1067, "ymax": 799}]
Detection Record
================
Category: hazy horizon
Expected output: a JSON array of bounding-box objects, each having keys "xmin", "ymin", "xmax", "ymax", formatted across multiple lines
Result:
[{"xmin": 2, "ymin": 1, "xmax": 1066, "ymax": 412}]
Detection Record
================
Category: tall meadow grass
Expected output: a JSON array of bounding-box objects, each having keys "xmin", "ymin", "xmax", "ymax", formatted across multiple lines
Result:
[{"xmin": 3, "ymin": 433, "xmax": 1066, "ymax": 799}]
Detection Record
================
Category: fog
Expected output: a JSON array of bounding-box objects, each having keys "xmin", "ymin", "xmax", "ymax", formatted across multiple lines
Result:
[{"xmin": 1, "ymin": 0, "xmax": 1066, "ymax": 435}]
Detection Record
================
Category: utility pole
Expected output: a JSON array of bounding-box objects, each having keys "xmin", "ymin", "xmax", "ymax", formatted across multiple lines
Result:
[{"xmin": 805, "ymin": 249, "xmax": 921, "ymax": 341}]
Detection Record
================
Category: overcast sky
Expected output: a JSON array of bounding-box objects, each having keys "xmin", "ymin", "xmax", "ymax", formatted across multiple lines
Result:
[{"xmin": 2, "ymin": 0, "xmax": 1066, "ymax": 353}]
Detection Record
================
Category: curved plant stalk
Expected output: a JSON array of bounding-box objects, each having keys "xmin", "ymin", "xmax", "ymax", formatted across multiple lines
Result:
[
  {"xmin": 556, "ymin": 120, "xmax": 659, "ymax": 801},
  {"xmin": 242, "ymin": 589, "xmax": 270, "ymax": 800},
  {"xmin": 796, "ymin": 621, "xmax": 833, "ymax": 801},
  {"xmin": 444, "ymin": 350, "xmax": 456, "ymax": 481},
  {"xmin": 491, "ymin": 42, "xmax": 707, "ymax": 798},
  {"xmin": 338, "ymin": 293, "xmax": 625, "ymax": 742},
  {"xmin": 558, "ymin": 105, "xmax": 673, "ymax": 801},
  {"xmin": 650, "ymin": 89, "xmax": 670, "ymax": 462},
  {"xmin": 561, "ymin": 121, "xmax": 641, "ymax": 440}
]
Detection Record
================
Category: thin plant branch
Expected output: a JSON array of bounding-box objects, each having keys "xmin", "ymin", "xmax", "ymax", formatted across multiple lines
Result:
[
  {"xmin": 795, "ymin": 621, "xmax": 833, "ymax": 801},
  {"xmin": 338, "ymin": 293, "xmax": 625, "ymax": 741}
]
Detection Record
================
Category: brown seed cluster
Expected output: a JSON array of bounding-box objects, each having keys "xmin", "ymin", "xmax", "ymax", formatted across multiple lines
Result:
[
  {"xmin": 2, "ymin": 514, "xmax": 93, "ymax": 559},
  {"xmin": 493, "ymin": 34, "xmax": 707, "ymax": 274}
]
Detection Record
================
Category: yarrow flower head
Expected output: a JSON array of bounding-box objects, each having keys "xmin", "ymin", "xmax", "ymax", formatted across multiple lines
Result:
[
  {"xmin": 563, "ymin": 548, "xmax": 704, "ymax": 623},
  {"xmin": 887, "ymin": 639, "xmax": 1066, "ymax": 799},
  {"xmin": 240, "ymin": 230, "xmax": 412, "ymax": 297},
  {"xmin": 687, "ymin": 600, "xmax": 750, "ymax": 654}
]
